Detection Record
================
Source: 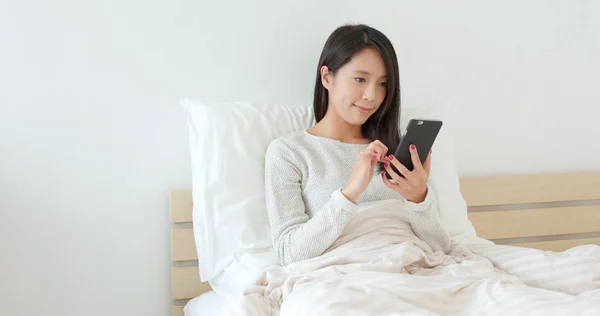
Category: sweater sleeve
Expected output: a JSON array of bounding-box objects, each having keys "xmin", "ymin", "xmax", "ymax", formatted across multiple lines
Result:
[
  {"xmin": 264, "ymin": 140, "xmax": 359, "ymax": 266},
  {"xmin": 404, "ymin": 184, "xmax": 452, "ymax": 254}
]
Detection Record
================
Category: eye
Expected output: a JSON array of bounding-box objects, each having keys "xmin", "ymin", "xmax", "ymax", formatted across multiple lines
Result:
[
  {"xmin": 379, "ymin": 81, "xmax": 388, "ymax": 87},
  {"xmin": 354, "ymin": 77, "xmax": 366, "ymax": 83}
]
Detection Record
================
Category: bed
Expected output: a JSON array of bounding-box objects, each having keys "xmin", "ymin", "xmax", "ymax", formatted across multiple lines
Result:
[{"xmin": 170, "ymin": 170, "xmax": 600, "ymax": 315}]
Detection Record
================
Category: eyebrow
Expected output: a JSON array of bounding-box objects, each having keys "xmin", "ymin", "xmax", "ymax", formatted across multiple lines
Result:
[{"xmin": 354, "ymin": 70, "xmax": 387, "ymax": 77}]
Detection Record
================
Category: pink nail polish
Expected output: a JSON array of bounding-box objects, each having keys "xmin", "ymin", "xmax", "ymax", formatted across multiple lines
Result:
[
  {"xmin": 388, "ymin": 155, "xmax": 394, "ymax": 160},
  {"xmin": 384, "ymin": 163, "xmax": 389, "ymax": 167},
  {"xmin": 410, "ymin": 144, "xmax": 415, "ymax": 150}
]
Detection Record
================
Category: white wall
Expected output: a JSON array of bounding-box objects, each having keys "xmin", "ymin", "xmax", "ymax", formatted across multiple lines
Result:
[{"xmin": 1, "ymin": 0, "xmax": 598, "ymax": 315}]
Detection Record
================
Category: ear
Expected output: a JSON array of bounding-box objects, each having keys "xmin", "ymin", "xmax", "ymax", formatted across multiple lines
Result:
[{"xmin": 320, "ymin": 65, "xmax": 333, "ymax": 90}]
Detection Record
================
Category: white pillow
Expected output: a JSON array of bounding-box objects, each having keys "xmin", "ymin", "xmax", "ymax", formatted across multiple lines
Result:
[
  {"xmin": 182, "ymin": 98, "xmax": 490, "ymax": 283},
  {"xmin": 181, "ymin": 98, "xmax": 314, "ymax": 281}
]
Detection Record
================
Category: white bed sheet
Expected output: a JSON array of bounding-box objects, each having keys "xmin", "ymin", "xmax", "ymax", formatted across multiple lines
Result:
[
  {"xmin": 218, "ymin": 199, "xmax": 600, "ymax": 315},
  {"xmin": 183, "ymin": 291, "xmax": 225, "ymax": 316}
]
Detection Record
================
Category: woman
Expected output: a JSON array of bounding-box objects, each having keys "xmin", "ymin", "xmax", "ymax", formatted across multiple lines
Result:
[{"xmin": 264, "ymin": 24, "xmax": 452, "ymax": 266}]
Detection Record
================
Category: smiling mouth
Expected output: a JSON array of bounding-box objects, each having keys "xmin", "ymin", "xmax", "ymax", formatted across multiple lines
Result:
[{"xmin": 354, "ymin": 104, "xmax": 372, "ymax": 114}]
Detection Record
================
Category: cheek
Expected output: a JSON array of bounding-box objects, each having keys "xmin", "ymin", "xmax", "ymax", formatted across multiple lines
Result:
[
  {"xmin": 378, "ymin": 87, "xmax": 387, "ymax": 102},
  {"xmin": 345, "ymin": 83, "xmax": 364, "ymax": 103},
  {"xmin": 333, "ymin": 81, "xmax": 360, "ymax": 105}
]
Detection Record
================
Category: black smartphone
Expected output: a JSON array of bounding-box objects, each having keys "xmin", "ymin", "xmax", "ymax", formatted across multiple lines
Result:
[{"xmin": 386, "ymin": 119, "xmax": 443, "ymax": 179}]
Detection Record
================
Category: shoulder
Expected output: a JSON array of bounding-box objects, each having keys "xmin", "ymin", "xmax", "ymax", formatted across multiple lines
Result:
[
  {"xmin": 266, "ymin": 130, "xmax": 309, "ymax": 158},
  {"xmin": 265, "ymin": 130, "xmax": 310, "ymax": 176},
  {"xmin": 265, "ymin": 130, "xmax": 312, "ymax": 171}
]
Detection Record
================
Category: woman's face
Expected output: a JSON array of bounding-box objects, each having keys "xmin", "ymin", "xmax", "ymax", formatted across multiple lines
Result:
[{"xmin": 321, "ymin": 47, "xmax": 388, "ymax": 126}]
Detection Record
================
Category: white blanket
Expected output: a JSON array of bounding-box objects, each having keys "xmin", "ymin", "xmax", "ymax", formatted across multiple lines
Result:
[{"xmin": 222, "ymin": 200, "xmax": 600, "ymax": 315}]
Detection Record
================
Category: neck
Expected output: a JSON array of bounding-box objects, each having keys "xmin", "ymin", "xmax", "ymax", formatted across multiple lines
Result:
[{"xmin": 309, "ymin": 107, "xmax": 366, "ymax": 144}]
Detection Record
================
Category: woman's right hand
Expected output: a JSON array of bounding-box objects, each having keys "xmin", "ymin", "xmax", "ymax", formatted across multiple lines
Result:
[{"xmin": 342, "ymin": 140, "xmax": 390, "ymax": 202}]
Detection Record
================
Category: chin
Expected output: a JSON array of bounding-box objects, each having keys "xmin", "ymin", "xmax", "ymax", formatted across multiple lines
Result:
[{"xmin": 345, "ymin": 114, "xmax": 370, "ymax": 126}]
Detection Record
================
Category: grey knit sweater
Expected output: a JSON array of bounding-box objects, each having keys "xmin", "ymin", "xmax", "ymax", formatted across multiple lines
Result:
[{"xmin": 264, "ymin": 130, "xmax": 452, "ymax": 266}]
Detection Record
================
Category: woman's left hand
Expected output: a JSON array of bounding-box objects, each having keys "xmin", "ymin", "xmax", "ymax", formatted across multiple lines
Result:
[{"xmin": 381, "ymin": 144, "xmax": 432, "ymax": 203}]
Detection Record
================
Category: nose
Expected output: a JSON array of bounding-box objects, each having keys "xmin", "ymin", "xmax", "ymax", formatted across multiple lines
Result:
[{"xmin": 362, "ymin": 82, "xmax": 378, "ymax": 102}]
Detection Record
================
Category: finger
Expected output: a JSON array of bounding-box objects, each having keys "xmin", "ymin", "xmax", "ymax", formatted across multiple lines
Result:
[
  {"xmin": 381, "ymin": 171, "xmax": 409, "ymax": 196},
  {"xmin": 388, "ymin": 155, "xmax": 413, "ymax": 180},
  {"xmin": 359, "ymin": 148, "xmax": 373, "ymax": 158},
  {"xmin": 367, "ymin": 144, "xmax": 382, "ymax": 159},
  {"xmin": 423, "ymin": 150, "xmax": 432, "ymax": 175},
  {"xmin": 372, "ymin": 140, "xmax": 389, "ymax": 155},
  {"xmin": 370, "ymin": 143, "xmax": 388, "ymax": 160},
  {"xmin": 384, "ymin": 162, "xmax": 409, "ymax": 187},
  {"xmin": 381, "ymin": 171, "xmax": 398, "ymax": 190},
  {"xmin": 369, "ymin": 146, "xmax": 390, "ymax": 162},
  {"xmin": 409, "ymin": 144, "xmax": 424, "ymax": 173},
  {"xmin": 361, "ymin": 149, "xmax": 379, "ymax": 162},
  {"xmin": 370, "ymin": 150, "xmax": 389, "ymax": 162},
  {"xmin": 364, "ymin": 151, "xmax": 390, "ymax": 167}
]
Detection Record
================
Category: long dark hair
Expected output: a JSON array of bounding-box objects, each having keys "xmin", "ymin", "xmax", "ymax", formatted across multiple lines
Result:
[{"xmin": 313, "ymin": 23, "xmax": 401, "ymax": 171}]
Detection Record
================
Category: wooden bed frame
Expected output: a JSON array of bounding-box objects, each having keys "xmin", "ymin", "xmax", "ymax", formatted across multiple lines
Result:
[{"xmin": 169, "ymin": 171, "xmax": 600, "ymax": 316}]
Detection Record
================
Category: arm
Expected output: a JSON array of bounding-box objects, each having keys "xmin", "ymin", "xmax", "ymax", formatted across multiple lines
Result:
[
  {"xmin": 381, "ymin": 143, "xmax": 453, "ymax": 253},
  {"xmin": 264, "ymin": 141, "xmax": 359, "ymax": 266},
  {"xmin": 405, "ymin": 185, "xmax": 452, "ymax": 253},
  {"xmin": 404, "ymin": 122, "xmax": 493, "ymax": 251}
]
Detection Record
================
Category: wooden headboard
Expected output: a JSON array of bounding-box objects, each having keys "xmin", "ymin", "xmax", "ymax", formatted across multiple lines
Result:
[{"xmin": 169, "ymin": 171, "xmax": 600, "ymax": 316}]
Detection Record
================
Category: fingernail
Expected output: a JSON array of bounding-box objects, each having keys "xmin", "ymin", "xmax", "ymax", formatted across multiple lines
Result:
[
  {"xmin": 388, "ymin": 155, "xmax": 394, "ymax": 160},
  {"xmin": 410, "ymin": 144, "xmax": 415, "ymax": 150},
  {"xmin": 384, "ymin": 163, "xmax": 389, "ymax": 167}
]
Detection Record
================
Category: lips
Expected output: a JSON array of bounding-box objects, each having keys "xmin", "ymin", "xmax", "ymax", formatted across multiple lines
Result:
[{"xmin": 354, "ymin": 104, "xmax": 372, "ymax": 114}]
